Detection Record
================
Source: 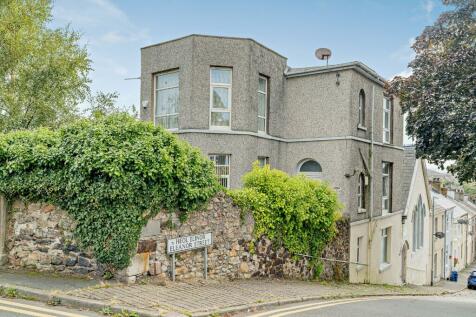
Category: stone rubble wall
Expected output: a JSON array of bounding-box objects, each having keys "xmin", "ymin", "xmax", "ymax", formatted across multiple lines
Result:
[
  {"xmin": 6, "ymin": 201, "xmax": 97, "ymax": 275},
  {"xmin": 319, "ymin": 218, "xmax": 350, "ymax": 281},
  {"xmin": 2, "ymin": 194, "xmax": 349, "ymax": 282}
]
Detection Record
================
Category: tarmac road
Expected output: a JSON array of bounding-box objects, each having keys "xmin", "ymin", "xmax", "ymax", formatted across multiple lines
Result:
[
  {"xmin": 0, "ymin": 298, "xmax": 101, "ymax": 317},
  {"xmin": 246, "ymin": 290, "xmax": 476, "ymax": 317}
]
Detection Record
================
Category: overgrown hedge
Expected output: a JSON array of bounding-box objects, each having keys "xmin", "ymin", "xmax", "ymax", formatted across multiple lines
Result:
[
  {"xmin": 230, "ymin": 164, "xmax": 342, "ymax": 270},
  {"xmin": 0, "ymin": 114, "xmax": 219, "ymax": 270}
]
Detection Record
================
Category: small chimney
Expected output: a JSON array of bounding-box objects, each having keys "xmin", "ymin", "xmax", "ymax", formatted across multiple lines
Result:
[
  {"xmin": 441, "ymin": 186, "xmax": 448, "ymax": 197},
  {"xmin": 455, "ymin": 189, "xmax": 464, "ymax": 202},
  {"xmin": 430, "ymin": 177, "xmax": 442, "ymax": 194}
]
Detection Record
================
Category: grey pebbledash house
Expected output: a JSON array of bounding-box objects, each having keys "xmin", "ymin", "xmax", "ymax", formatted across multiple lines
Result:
[{"xmin": 140, "ymin": 34, "xmax": 404, "ymax": 222}]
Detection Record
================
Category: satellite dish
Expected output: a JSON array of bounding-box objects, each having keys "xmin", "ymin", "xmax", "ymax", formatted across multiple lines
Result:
[{"xmin": 315, "ymin": 48, "xmax": 332, "ymax": 66}]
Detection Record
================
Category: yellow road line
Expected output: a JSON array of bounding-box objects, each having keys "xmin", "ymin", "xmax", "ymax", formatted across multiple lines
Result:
[
  {"xmin": 272, "ymin": 298, "xmax": 379, "ymax": 317},
  {"xmin": 249, "ymin": 298, "xmax": 367, "ymax": 317},
  {"xmin": 0, "ymin": 304, "xmax": 56, "ymax": 317},
  {"xmin": 250, "ymin": 296, "xmax": 399, "ymax": 317},
  {"xmin": 0, "ymin": 299, "xmax": 89, "ymax": 317}
]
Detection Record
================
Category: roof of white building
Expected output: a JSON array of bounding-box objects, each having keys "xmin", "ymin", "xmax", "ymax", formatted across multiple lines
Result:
[{"xmin": 433, "ymin": 190, "xmax": 476, "ymax": 219}]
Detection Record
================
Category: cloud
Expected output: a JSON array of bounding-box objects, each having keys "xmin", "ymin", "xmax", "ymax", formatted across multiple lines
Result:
[
  {"xmin": 422, "ymin": 0, "xmax": 435, "ymax": 16},
  {"xmin": 52, "ymin": 0, "xmax": 150, "ymax": 45},
  {"xmin": 390, "ymin": 37, "xmax": 416, "ymax": 63},
  {"xmin": 392, "ymin": 68, "xmax": 413, "ymax": 79}
]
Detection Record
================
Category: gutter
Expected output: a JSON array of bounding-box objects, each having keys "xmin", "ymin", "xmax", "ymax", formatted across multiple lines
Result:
[{"xmin": 367, "ymin": 84, "xmax": 376, "ymax": 283}]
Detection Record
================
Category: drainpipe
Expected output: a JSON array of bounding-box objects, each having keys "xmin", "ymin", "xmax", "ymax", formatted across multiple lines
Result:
[
  {"xmin": 367, "ymin": 85, "xmax": 375, "ymax": 283},
  {"xmin": 431, "ymin": 196, "xmax": 435, "ymax": 286}
]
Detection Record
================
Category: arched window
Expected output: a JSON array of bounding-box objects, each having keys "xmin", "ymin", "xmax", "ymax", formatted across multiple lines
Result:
[
  {"xmin": 358, "ymin": 173, "xmax": 366, "ymax": 210},
  {"xmin": 359, "ymin": 89, "xmax": 366, "ymax": 126},
  {"xmin": 298, "ymin": 159, "xmax": 322, "ymax": 179},
  {"xmin": 412, "ymin": 195, "xmax": 426, "ymax": 251}
]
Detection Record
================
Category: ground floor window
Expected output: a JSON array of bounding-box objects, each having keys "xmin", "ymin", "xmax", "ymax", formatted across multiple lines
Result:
[
  {"xmin": 257, "ymin": 156, "xmax": 269, "ymax": 168},
  {"xmin": 381, "ymin": 227, "xmax": 391, "ymax": 265},
  {"xmin": 357, "ymin": 236, "xmax": 363, "ymax": 263},
  {"xmin": 209, "ymin": 154, "xmax": 231, "ymax": 188}
]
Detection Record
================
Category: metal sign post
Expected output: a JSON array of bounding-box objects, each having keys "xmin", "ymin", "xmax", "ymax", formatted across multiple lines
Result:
[{"xmin": 167, "ymin": 233, "xmax": 212, "ymax": 281}]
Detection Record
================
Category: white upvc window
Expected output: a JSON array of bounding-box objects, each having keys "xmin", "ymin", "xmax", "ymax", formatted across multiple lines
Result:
[
  {"xmin": 258, "ymin": 76, "xmax": 268, "ymax": 133},
  {"xmin": 357, "ymin": 236, "xmax": 363, "ymax": 263},
  {"xmin": 257, "ymin": 156, "xmax": 269, "ymax": 168},
  {"xmin": 155, "ymin": 71, "xmax": 179, "ymax": 129},
  {"xmin": 210, "ymin": 68, "xmax": 232, "ymax": 129},
  {"xmin": 382, "ymin": 162, "xmax": 392, "ymax": 214},
  {"xmin": 209, "ymin": 154, "xmax": 231, "ymax": 188},
  {"xmin": 383, "ymin": 97, "xmax": 392, "ymax": 143},
  {"xmin": 381, "ymin": 227, "xmax": 391, "ymax": 265}
]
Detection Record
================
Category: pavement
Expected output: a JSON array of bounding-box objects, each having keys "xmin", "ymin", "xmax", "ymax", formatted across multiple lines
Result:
[{"xmin": 0, "ymin": 265, "xmax": 473, "ymax": 317}]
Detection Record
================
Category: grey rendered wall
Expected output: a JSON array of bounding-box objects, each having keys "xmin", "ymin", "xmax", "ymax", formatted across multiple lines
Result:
[{"xmin": 283, "ymin": 70, "xmax": 353, "ymax": 139}]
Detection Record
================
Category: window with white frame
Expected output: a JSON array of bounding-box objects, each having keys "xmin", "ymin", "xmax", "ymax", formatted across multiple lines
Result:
[
  {"xmin": 383, "ymin": 97, "xmax": 392, "ymax": 143},
  {"xmin": 357, "ymin": 236, "xmax": 363, "ymax": 263},
  {"xmin": 359, "ymin": 89, "xmax": 366, "ymax": 127},
  {"xmin": 209, "ymin": 154, "xmax": 230, "ymax": 188},
  {"xmin": 381, "ymin": 227, "xmax": 391, "ymax": 264},
  {"xmin": 257, "ymin": 156, "xmax": 269, "ymax": 168},
  {"xmin": 258, "ymin": 76, "xmax": 268, "ymax": 133},
  {"xmin": 358, "ymin": 173, "xmax": 366, "ymax": 212},
  {"xmin": 412, "ymin": 194, "xmax": 426, "ymax": 251},
  {"xmin": 155, "ymin": 71, "xmax": 179, "ymax": 129},
  {"xmin": 298, "ymin": 159, "xmax": 323, "ymax": 179},
  {"xmin": 210, "ymin": 68, "xmax": 232, "ymax": 129},
  {"xmin": 382, "ymin": 162, "xmax": 392, "ymax": 214}
]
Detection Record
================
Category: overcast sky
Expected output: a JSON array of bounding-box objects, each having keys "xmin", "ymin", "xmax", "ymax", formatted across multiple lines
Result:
[{"xmin": 51, "ymin": 0, "xmax": 447, "ymax": 109}]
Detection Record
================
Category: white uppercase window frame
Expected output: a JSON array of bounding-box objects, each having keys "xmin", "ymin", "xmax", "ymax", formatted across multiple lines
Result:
[
  {"xmin": 383, "ymin": 97, "xmax": 392, "ymax": 143},
  {"xmin": 258, "ymin": 76, "xmax": 268, "ymax": 134},
  {"xmin": 210, "ymin": 67, "xmax": 232, "ymax": 130},
  {"xmin": 154, "ymin": 70, "xmax": 179, "ymax": 130}
]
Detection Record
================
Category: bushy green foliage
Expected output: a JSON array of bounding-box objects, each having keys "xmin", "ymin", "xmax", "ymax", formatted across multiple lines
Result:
[
  {"xmin": 230, "ymin": 164, "xmax": 342, "ymax": 264},
  {"xmin": 0, "ymin": 114, "xmax": 219, "ymax": 269}
]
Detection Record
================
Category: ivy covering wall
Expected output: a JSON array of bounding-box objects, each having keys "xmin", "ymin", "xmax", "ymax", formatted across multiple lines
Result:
[
  {"xmin": 230, "ymin": 164, "xmax": 342, "ymax": 271},
  {"xmin": 0, "ymin": 114, "xmax": 219, "ymax": 270}
]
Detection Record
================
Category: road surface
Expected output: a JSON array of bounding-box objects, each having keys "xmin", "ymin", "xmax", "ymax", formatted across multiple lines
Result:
[
  {"xmin": 0, "ymin": 298, "xmax": 101, "ymax": 317},
  {"xmin": 246, "ymin": 289, "xmax": 476, "ymax": 317}
]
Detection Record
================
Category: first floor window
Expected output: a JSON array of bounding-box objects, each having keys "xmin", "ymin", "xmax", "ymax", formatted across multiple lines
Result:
[
  {"xmin": 381, "ymin": 227, "xmax": 391, "ymax": 264},
  {"xmin": 299, "ymin": 159, "xmax": 322, "ymax": 179},
  {"xmin": 358, "ymin": 173, "xmax": 366, "ymax": 211},
  {"xmin": 383, "ymin": 97, "xmax": 392, "ymax": 143},
  {"xmin": 210, "ymin": 68, "xmax": 232, "ymax": 129},
  {"xmin": 257, "ymin": 156, "xmax": 269, "ymax": 168},
  {"xmin": 258, "ymin": 76, "xmax": 268, "ymax": 133},
  {"xmin": 155, "ymin": 71, "xmax": 179, "ymax": 129},
  {"xmin": 209, "ymin": 154, "xmax": 230, "ymax": 188},
  {"xmin": 382, "ymin": 162, "xmax": 392, "ymax": 214},
  {"xmin": 357, "ymin": 236, "xmax": 363, "ymax": 263}
]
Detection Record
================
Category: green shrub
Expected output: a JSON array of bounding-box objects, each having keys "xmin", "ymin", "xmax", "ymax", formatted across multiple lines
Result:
[
  {"xmin": 0, "ymin": 114, "xmax": 219, "ymax": 270},
  {"xmin": 230, "ymin": 164, "xmax": 342, "ymax": 266}
]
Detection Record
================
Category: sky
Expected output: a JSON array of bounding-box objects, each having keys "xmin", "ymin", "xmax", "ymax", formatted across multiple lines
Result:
[{"xmin": 50, "ymin": 0, "xmax": 448, "ymax": 110}]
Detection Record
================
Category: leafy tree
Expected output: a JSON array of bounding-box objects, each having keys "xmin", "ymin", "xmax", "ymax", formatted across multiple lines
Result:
[
  {"xmin": 85, "ymin": 91, "xmax": 138, "ymax": 119},
  {"xmin": 0, "ymin": 114, "xmax": 219, "ymax": 269},
  {"xmin": 389, "ymin": 0, "xmax": 476, "ymax": 182},
  {"xmin": 0, "ymin": 0, "xmax": 90, "ymax": 131}
]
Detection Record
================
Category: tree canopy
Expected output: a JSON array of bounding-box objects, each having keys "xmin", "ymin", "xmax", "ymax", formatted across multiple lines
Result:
[
  {"xmin": 389, "ymin": 0, "xmax": 476, "ymax": 182},
  {"xmin": 0, "ymin": 0, "xmax": 91, "ymax": 131}
]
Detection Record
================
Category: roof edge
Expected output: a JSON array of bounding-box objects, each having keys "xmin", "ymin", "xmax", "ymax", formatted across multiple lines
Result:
[
  {"xmin": 141, "ymin": 34, "xmax": 288, "ymax": 60},
  {"xmin": 285, "ymin": 62, "xmax": 386, "ymax": 86}
]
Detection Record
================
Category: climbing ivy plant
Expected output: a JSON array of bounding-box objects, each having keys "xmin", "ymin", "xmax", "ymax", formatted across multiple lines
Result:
[
  {"xmin": 0, "ymin": 114, "xmax": 219, "ymax": 270},
  {"xmin": 230, "ymin": 164, "xmax": 342, "ymax": 268}
]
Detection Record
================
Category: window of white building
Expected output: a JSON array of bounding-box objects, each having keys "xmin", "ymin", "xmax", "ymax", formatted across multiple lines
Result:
[
  {"xmin": 383, "ymin": 97, "xmax": 392, "ymax": 143},
  {"xmin": 258, "ymin": 76, "xmax": 268, "ymax": 133},
  {"xmin": 357, "ymin": 236, "xmax": 363, "ymax": 263},
  {"xmin": 210, "ymin": 68, "xmax": 232, "ymax": 129},
  {"xmin": 155, "ymin": 71, "xmax": 179, "ymax": 129},
  {"xmin": 209, "ymin": 154, "xmax": 231, "ymax": 188},
  {"xmin": 381, "ymin": 227, "xmax": 391, "ymax": 265},
  {"xmin": 412, "ymin": 194, "xmax": 426, "ymax": 251}
]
